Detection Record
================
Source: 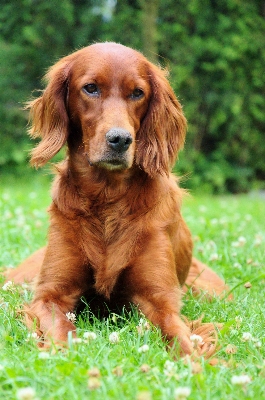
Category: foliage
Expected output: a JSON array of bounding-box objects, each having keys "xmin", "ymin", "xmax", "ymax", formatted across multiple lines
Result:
[
  {"xmin": 0, "ymin": 0, "xmax": 265, "ymax": 192},
  {"xmin": 161, "ymin": 0, "xmax": 265, "ymax": 193},
  {"xmin": 1, "ymin": 178, "xmax": 265, "ymax": 398}
]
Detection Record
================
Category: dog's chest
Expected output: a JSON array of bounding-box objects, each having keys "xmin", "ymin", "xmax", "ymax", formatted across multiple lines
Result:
[{"xmin": 79, "ymin": 204, "xmax": 141, "ymax": 298}]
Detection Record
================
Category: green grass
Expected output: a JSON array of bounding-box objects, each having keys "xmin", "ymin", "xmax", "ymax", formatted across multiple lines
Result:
[{"xmin": 0, "ymin": 175, "xmax": 265, "ymax": 400}]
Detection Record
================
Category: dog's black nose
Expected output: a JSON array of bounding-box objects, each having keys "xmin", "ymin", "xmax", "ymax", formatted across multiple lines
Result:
[{"xmin": 106, "ymin": 128, "xmax": 133, "ymax": 152}]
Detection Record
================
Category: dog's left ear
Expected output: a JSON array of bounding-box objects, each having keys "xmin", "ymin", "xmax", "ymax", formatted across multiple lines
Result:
[
  {"xmin": 26, "ymin": 57, "xmax": 73, "ymax": 168},
  {"xmin": 136, "ymin": 63, "xmax": 186, "ymax": 177}
]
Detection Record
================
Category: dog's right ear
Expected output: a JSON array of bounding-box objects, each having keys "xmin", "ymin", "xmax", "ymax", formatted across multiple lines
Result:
[
  {"xmin": 26, "ymin": 57, "xmax": 73, "ymax": 168},
  {"xmin": 135, "ymin": 62, "xmax": 186, "ymax": 177}
]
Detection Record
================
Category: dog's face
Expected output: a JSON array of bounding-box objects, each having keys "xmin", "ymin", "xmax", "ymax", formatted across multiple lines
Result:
[
  {"xmin": 28, "ymin": 42, "xmax": 186, "ymax": 177},
  {"xmin": 67, "ymin": 43, "xmax": 151, "ymax": 170}
]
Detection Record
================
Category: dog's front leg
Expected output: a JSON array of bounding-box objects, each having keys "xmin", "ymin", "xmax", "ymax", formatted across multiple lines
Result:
[
  {"xmin": 24, "ymin": 233, "xmax": 88, "ymax": 347},
  {"xmin": 25, "ymin": 295, "xmax": 79, "ymax": 347},
  {"xmin": 133, "ymin": 290, "xmax": 193, "ymax": 356},
  {"xmin": 124, "ymin": 234, "xmax": 193, "ymax": 356}
]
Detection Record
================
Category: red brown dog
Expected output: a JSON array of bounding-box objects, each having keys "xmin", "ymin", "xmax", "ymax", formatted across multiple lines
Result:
[{"xmin": 4, "ymin": 43, "xmax": 229, "ymax": 355}]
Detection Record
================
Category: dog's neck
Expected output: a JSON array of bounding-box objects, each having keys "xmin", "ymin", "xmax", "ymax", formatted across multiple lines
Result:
[
  {"xmin": 51, "ymin": 152, "xmax": 174, "ymax": 218},
  {"xmin": 70, "ymin": 153, "xmax": 145, "ymax": 190}
]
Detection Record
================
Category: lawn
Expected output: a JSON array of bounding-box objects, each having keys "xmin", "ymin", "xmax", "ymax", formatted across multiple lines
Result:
[{"xmin": 0, "ymin": 175, "xmax": 264, "ymax": 400}]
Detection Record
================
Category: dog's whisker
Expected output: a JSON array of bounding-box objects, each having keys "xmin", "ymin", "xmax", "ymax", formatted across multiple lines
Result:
[{"xmin": 85, "ymin": 153, "xmax": 93, "ymax": 166}]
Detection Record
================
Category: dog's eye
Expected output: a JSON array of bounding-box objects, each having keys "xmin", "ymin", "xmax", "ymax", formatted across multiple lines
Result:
[
  {"xmin": 83, "ymin": 83, "xmax": 99, "ymax": 96},
  {"xmin": 131, "ymin": 88, "xmax": 144, "ymax": 99}
]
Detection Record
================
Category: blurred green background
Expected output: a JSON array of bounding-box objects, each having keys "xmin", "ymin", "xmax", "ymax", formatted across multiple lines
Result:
[{"xmin": 0, "ymin": 0, "xmax": 264, "ymax": 193}]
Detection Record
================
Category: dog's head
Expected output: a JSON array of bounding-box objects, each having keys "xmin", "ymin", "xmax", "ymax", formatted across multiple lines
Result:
[{"xmin": 28, "ymin": 42, "xmax": 186, "ymax": 177}]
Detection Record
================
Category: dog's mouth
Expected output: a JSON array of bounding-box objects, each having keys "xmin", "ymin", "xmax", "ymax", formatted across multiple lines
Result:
[
  {"xmin": 97, "ymin": 158, "xmax": 130, "ymax": 171},
  {"xmin": 85, "ymin": 153, "xmax": 130, "ymax": 171}
]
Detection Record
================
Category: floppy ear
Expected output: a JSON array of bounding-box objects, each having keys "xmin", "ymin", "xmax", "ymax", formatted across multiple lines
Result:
[
  {"xmin": 136, "ymin": 63, "xmax": 187, "ymax": 177},
  {"xmin": 26, "ymin": 57, "xmax": 73, "ymax": 168}
]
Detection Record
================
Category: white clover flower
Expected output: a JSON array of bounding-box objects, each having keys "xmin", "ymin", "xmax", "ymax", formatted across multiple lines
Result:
[
  {"xmin": 199, "ymin": 205, "xmax": 207, "ymax": 213},
  {"xmin": 220, "ymin": 217, "xmax": 228, "ymax": 225},
  {"xmin": 109, "ymin": 332, "xmax": 120, "ymax": 344},
  {"xmin": 138, "ymin": 318, "xmax": 150, "ymax": 329},
  {"xmin": 178, "ymin": 370, "xmax": 189, "ymax": 379},
  {"xmin": 207, "ymin": 240, "xmax": 216, "ymax": 249},
  {"xmin": 38, "ymin": 352, "xmax": 50, "ymax": 359},
  {"xmin": 254, "ymin": 340, "xmax": 262, "ymax": 348},
  {"xmin": 15, "ymin": 206, "xmax": 24, "ymax": 215},
  {"xmin": 232, "ymin": 236, "xmax": 247, "ymax": 247},
  {"xmin": 210, "ymin": 218, "xmax": 219, "ymax": 225},
  {"xmin": 72, "ymin": 338, "xmax": 83, "ymax": 344},
  {"xmin": 35, "ymin": 220, "xmax": 43, "ymax": 228},
  {"xmin": 225, "ymin": 344, "xmax": 237, "ymax": 354},
  {"xmin": 244, "ymin": 282, "xmax": 252, "ymax": 289},
  {"xmin": 231, "ymin": 374, "xmax": 251, "ymax": 386},
  {"xmin": 88, "ymin": 377, "xmax": 101, "ymax": 390},
  {"xmin": 235, "ymin": 316, "xmax": 242, "ymax": 328},
  {"xmin": 138, "ymin": 344, "xmax": 149, "ymax": 353},
  {"xmin": 136, "ymin": 318, "xmax": 151, "ymax": 335},
  {"xmin": 238, "ymin": 236, "xmax": 247, "ymax": 246},
  {"xmin": 66, "ymin": 312, "xmax": 76, "ymax": 323},
  {"xmin": 190, "ymin": 334, "xmax": 204, "ymax": 348},
  {"xmin": 174, "ymin": 386, "xmax": 191, "ymax": 399},
  {"xmin": 2, "ymin": 281, "xmax": 15, "ymax": 292},
  {"xmin": 21, "ymin": 283, "xmax": 30, "ymax": 291},
  {"xmin": 164, "ymin": 360, "xmax": 176, "ymax": 376},
  {"xmin": 197, "ymin": 246, "xmax": 204, "ymax": 254},
  {"xmin": 242, "ymin": 332, "xmax": 253, "ymax": 342},
  {"xmin": 229, "ymin": 329, "xmax": 238, "ymax": 336},
  {"xmin": 233, "ymin": 262, "xmax": 242, "ymax": 269},
  {"xmin": 164, "ymin": 360, "xmax": 175, "ymax": 371},
  {"xmin": 209, "ymin": 253, "xmax": 219, "ymax": 261},
  {"xmin": 16, "ymin": 387, "xmax": 36, "ymax": 400},
  {"xmin": 26, "ymin": 332, "xmax": 40, "ymax": 342},
  {"xmin": 83, "ymin": 331, "xmax": 97, "ymax": 340},
  {"xmin": 199, "ymin": 216, "xmax": 206, "ymax": 225},
  {"xmin": 2, "ymin": 192, "xmax": 10, "ymax": 201},
  {"xmin": 3, "ymin": 210, "xmax": 12, "ymax": 219},
  {"xmin": 254, "ymin": 235, "xmax": 262, "ymax": 246},
  {"xmin": 29, "ymin": 192, "xmax": 37, "ymax": 199},
  {"xmin": 0, "ymin": 301, "xmax": 9, "ymax": 310}
]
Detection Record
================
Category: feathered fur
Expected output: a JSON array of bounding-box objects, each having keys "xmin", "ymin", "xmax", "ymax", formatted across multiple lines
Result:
[{"xmin": 5, "ymin": 43, "xmax": 229, "ymax": 356}]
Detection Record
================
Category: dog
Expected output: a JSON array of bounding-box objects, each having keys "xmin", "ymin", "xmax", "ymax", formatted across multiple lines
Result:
[{"xmin": 4, "ymin": 42, "xmax": 229, "ymax": 356}]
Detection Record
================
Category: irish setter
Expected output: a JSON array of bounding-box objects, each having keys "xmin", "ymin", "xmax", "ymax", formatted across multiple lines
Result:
[{"xmin": 5, "ymin": 43, "xmax": 228, "ymax": 356}]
